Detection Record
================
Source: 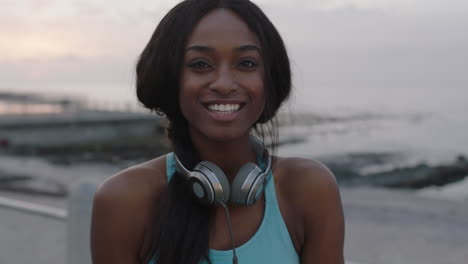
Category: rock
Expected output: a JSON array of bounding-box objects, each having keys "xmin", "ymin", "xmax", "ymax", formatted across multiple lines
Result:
[
  {"xmin": 366, "ymin": 158, "xmax": 468, "ymax": 189},
  {"xmin": 321, "ymin": 152, "xmax": 399, "ymax": 184}
]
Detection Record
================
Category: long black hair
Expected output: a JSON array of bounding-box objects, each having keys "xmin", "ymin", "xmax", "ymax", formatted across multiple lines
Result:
[{"xmin": 136, "ymin": 0, "xmax": 291, "ymax": 263}]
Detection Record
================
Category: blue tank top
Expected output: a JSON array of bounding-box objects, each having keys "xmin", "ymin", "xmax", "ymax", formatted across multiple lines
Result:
[{"xmin": 149, "ymin": 153, "xmax": 300, "ymax": 264}]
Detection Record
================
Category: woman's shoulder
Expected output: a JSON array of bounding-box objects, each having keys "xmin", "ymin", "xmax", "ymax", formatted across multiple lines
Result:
[
  {"xmin": 95, "ymin": 154, "xmax": 169, "ymax": 204},
  {"xmin": 273, "ymin": 157, "xmax": 342, "ymax": 234},
  {"xmin": 273, "ymin": 156, "xmax": 345, "ymax": 262},
  {"xmin": 93, "ymin": 153, "xmax": 170, "ymax": 226},
  {"xmin": 273, "ymin": 155, "xmax": 339, "ymax": 198},
  {"xmin": 91, "ymin": 154, "xmax": 170, "ymax": 262}
]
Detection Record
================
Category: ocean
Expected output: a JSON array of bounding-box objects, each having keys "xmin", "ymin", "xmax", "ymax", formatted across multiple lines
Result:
[{"xmin": 281, "ymin": 86, "xmax": 467, "ymax": 164}]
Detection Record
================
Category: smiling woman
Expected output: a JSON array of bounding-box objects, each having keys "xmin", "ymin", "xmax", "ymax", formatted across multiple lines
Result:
[
  {"xmin": 180, "ymin": 10, "xmax": 266, "ymax": 142},
  {"xmin": 90, "ymin": 1, "xmax": 344, "ymax": 264}
]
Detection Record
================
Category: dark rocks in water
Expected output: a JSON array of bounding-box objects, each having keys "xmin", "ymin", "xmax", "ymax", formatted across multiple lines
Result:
[
  {"xmin": 456, "ymin": 155, "xmax": 467, "ymax": 163},
  {"xmin": 322, "ymin": 152, "xmax": 468, "ymax": 189},
  {"xmin": 366, "ymin": 156, "xmax": 468, "ymax": 189},
  {"xmin": 364, "ymin": 164, "xmax": 432, "ymax": 188},
  {"xmin": 321, "ymin": 152, "xmax": 399, "ymax": 185},
  {"xmin": 325, "ymin": 164, "xmax": 361, "ymax": 185}
]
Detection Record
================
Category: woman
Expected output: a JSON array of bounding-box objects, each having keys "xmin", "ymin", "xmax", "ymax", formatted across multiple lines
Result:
[{"xmin": 90, "ymin": 0, "xmax": 345, "ymax": 263}]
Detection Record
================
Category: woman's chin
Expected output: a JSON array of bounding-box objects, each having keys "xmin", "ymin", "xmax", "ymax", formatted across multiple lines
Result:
[{"xmin": 190, "ymin": 127, "xmax": 250, "ymax": 144}]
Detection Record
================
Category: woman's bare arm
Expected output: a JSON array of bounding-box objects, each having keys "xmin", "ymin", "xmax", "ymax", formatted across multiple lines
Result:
[
  {"xmin": 286, "ymin": 159, "xmax": 345, "ymax": 264},
  {"xmin": 91, "ymin": 166, "xmax": 164, "ymax": 264}
]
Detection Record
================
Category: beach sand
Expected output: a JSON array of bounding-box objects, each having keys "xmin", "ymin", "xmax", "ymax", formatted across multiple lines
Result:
[{"xmin": 1, "ymin": 157, "xmax": 467, "ymax": 264}]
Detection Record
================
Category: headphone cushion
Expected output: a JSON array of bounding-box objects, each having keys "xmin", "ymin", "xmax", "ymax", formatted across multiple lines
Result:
[
  {"xmin": 230, "ymin": 162, "xmax": 261, "ymax": 205},
  {"xmin": 197, "ymin": 161, "xmax": 230, "ymax": 203}
]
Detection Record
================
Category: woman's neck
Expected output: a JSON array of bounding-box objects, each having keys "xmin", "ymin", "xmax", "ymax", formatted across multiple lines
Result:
[{"xmin": 190, "ymin": 131, "xmax": 257, "ymax": 181}]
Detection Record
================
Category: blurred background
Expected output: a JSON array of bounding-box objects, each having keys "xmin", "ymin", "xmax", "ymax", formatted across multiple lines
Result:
[{"xmin": 1, "ymin": 1, "xmax": 467, "ymax": 264}]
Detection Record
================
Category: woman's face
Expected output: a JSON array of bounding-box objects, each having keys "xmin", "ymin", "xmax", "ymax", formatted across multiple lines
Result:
[{"xmin": 179, "ymin": 9, "xmax": 265, "ymax": 143}]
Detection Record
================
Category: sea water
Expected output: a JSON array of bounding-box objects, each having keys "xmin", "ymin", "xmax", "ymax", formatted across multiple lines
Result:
[{"xmin": 278, "ymin": 85, "xmax": 468, "ymax": 201}]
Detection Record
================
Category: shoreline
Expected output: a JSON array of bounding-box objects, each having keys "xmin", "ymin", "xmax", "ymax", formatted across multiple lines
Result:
[{"xmin": 1, "ymin": 148, "xmax": 468, "ymax": 202}]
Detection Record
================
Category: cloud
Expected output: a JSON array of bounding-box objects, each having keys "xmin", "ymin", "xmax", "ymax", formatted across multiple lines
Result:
[
  {"xmin": 1, "ymin": 55, "xmax": 125, "ymax": 83},
  {"xmin": 0, "ymin": 1, "xmax": 161, "ymax": 59},
  {"xmin": 264, "ymin": 5, "xmax": 468, "ymax": 86},
  {"xmin": 0, "ymin": 55, "xmax": 137, "ymax": 103},
  {"xmin": 1, "ymin": 0, "xmax": 467, "ymax": 105},
  {"xmin": 257, "ymin": 0, "xmax": 468, "ymax": 14}
]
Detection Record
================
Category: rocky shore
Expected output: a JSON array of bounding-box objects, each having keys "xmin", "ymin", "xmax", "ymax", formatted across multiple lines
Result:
[
  {"xmin": 0, "ymin": 93, "xmax": 466, "ymax": 198},
  {"xmin": 323, "ymin": 153, "xmax": 468, "ymax": 189},
  {"xmin": 1, "ymin": 119, "xmax": 467, "ymax": 198}
]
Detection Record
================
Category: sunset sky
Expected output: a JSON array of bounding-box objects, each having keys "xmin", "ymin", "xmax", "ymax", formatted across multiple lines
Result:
[{"xmin": 1, "ymin": 0, "xmax": 467, "ymax": 110}]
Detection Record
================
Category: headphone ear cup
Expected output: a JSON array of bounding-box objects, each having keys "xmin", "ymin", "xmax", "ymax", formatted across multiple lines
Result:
[
  {"xmin": 230, "ymin": 162, "xmax": 262, "ymax": 205},
  {"xmin": 197, "ymin": 161, "xmax": 230, "ymax": 204}
]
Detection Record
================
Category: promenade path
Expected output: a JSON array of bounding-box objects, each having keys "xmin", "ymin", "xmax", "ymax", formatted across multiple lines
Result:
[{"xmin": 1, "ymin": 186, "xmax": 467, "ymax": 264}]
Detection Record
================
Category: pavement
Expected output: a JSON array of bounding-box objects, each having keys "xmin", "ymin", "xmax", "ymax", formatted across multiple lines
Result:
[{"xmin": 341, "ymin": 187, "xmax": 468, "ymax": 264}]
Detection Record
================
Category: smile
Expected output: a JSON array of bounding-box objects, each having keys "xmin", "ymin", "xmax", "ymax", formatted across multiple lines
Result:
[{"xmin": 205, "ymin": 104, "xmax": 243, "ymax": 113}]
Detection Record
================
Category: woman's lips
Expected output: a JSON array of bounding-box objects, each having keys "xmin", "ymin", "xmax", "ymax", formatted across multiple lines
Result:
[
  {"xmin": 207, "ymin": 110, "xmax": 241, "ymax": 122},
  {"xmin": 203, "ymin": 103, "xmax": 245, "ymax": 122}
]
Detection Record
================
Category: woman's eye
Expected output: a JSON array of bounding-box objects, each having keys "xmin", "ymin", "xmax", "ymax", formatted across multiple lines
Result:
[
  {"xmin": 188, "ymin": 60, "xmax": 211, "ymax": 71},
  {"xmin": 238, "ymin": 59, "xmax": 258, "ymax": 69}
]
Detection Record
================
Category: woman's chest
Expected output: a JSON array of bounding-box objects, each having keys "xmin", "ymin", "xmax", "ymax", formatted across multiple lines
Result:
[
  {"xmin": 209, "ymin": 198, "xmax": 265, "ymax": 250},
  {"xmin": 207, "ymin": 181, "xmax": 302, "ymax": 254}
]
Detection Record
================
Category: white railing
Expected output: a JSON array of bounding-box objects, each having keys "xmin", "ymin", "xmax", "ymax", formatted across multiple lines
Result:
[
  {"xmin": 0, "ymin": 179, "xmax": 98, "ymax": 264},
  {"xmin": 0, "ymin": 196, "xmax": 67, "ymax": 220}
]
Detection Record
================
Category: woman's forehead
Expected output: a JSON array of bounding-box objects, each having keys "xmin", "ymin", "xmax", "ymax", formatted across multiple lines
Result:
[{"xmin": 186, "ymin": 9, "xmax": 260, "ymax": 48}]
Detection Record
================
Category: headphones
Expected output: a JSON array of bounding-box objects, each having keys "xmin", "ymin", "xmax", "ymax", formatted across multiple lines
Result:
[{"xmin": 174, "ymin": 137, "xmax": 272, "ymax": 206}]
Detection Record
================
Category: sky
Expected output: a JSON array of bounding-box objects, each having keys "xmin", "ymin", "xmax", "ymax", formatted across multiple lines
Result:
[{"xmin": 1, "ymin": 0, "xmax": 467, "ymax": 111}]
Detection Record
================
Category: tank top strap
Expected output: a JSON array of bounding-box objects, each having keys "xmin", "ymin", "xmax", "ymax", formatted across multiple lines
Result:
[
  {"xmin": 165, "ymin": 152, "xmax": 176, "ymax": 182},
  {"xmin": 263, "ymin": 170, "xmax": 297, "ymax": 250}
]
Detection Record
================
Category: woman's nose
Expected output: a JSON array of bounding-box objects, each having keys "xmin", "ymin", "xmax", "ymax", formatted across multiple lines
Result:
[{"xmin": 208, "ymin": 66, "xmax": 238, "ymax": 95}]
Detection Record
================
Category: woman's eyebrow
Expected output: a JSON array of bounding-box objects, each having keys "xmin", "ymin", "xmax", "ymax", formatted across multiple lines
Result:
[
  {"xmin": 234, "ymin": 45, "xmax": 261, "ymax": 52},
  {"xmin": 186, "ymin": 45, "xmax": 215, "ymax": 52},
  {"xmin": 185, "ymin": 45, "xmax": 261, "ymax": 52}
]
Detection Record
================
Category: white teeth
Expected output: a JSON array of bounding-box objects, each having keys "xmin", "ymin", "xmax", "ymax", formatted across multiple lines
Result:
[{"xmin": 207, "ymin": 104, "xmax": 240, "ymax": 112}]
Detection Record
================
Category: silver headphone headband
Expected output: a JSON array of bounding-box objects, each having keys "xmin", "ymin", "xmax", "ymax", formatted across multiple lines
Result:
[
  {"xmin": 174, "ymin": 149, "xmax": 271, "ymax": 176},
  {"xmin": 174, "ymin": 136, "xmax": 270, "ymax": 174},
  {"xmin": 250, "ymin": 135, "xmax": 271, "ymax": 174},
  {"xmin": 173, "ymin": 136, "xmax": 272, "ymax": 206},
  {"xmin": 262, "ymin": 151, "xmax": 272, "ymax": 177}
]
